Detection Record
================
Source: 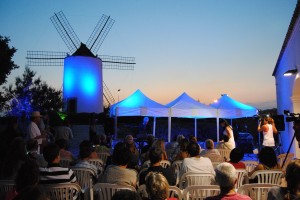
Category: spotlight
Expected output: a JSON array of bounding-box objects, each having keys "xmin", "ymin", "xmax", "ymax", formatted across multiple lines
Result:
[{"xmin": 284, "ymin": 69, "xmax": 298, "ymax": 76}]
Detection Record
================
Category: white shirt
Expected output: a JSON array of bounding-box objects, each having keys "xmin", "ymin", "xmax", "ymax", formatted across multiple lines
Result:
[
  {"xmin": 28, "ymin": 121, "xmax": 42, "ymax": 145},
  {"xmin": 263, "ymin": 124, "xmax": 275, "ymax": 147},
  {"xmin": 180, "ymin": 157, "xmax": 215, "ymax": 178}
]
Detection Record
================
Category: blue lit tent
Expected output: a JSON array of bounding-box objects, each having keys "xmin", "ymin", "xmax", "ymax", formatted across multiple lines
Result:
[
  {"xmin": 110, "ymin": 89, "xmax": 169, "ymax": 138},
  {"xmin": 166, "ymin": 92, "xmax": 216, "ymax": 141},
  {"xmin": 210, "ymin": 94, "xmax": 258, "ymax": 141}
]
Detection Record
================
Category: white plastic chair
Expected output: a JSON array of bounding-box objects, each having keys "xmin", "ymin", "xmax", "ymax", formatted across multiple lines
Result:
[
  {"xmin": 179, "ymin": 172, "xmax": 215, "ymax": 189},
  {"xmin": 0, "ymin": 180, "xmax": 15, "ymax": 200},
  {"xmin": 242, "ymin": 160, "xmax": 259, "ymax": 173},
  {"xmin": 169, "ymin": 185, "xmax": 183, "ymax": 200},
  {"xmin": 71, "ymin": 167, "xmax": 96, "ymax": 200},
  {"xmin": 249, "ymin": 170, "xmax": 283, "ymax": 185},
  {"xmin": 60, "ymin": 157, "xmax": 73, "ymax": 168},
  {"xmin": 182, "ymin": 185, "xmax": 220, "ymax": 200},
  {"xmin": 212, "ymin": 161, "xmax": 221, "ymax": 169},
  {"xmin": 237, "ymin": 183, "xmax": 277, "ymax": 200},
  {"xmin": 160, "ymin": 160, "xmax": 171, "ymax": 168},
  {"xmin": 97, "ymin": 152, "xmax": 110, "ymax": 166},
  {"xmin": 216, "ymin": 149, "xmax": 231, "ymax": 161},
  {"xmin": 39, "ymin": 183, "xmax": 81, "ymax": 200},
  {"xmin": 171, "ymin": 160, "xmax": 183, "ymax": 185},
  {"xmin": 277, "ymin": 153, "xmax": 294, "ymax": 171},
  {"xmin": 88, "ymin": 158, "xmax": 104, "ymax": 174},
  {"xmin": 93, "ymin": 183, "xmax": 136, "ymax": 200},
  {"xmin": 142, "ymin": 160, "xmax": 151, "ymax": 168},
  {"xmin": 235, "ymin": 169, "xmax": 248, "ymax": 189}
]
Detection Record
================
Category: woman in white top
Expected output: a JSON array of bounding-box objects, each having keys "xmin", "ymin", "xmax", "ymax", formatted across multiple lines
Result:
[
  {"xmin": 258, "ymin": 117, "xmax": 277, "ymax": 148},
  {"xmin": 220, "ymin": 119, "xmax": 236, "ymax": 150}
]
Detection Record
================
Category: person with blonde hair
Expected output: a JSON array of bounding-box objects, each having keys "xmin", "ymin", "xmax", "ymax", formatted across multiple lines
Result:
[
  {"xmin": 152, "ymin": 138, "xmax": 168, "ymax": 160},
  {"xmin": 258, "ymin": 117, "xmax": 277, "ymax": 148},
  {"xmin": 145, "ymin": 172, "xmax": 176, "ymax": 200}
]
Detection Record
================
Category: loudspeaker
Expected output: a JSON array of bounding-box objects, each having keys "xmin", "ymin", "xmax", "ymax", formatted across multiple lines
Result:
[
  {"xmin": 67, "ymin": 98, "xmax": 77, "ymax": 113},
  {"xmin": 273, "ymin": 115, "xmax": 285, "ymax": 131}
]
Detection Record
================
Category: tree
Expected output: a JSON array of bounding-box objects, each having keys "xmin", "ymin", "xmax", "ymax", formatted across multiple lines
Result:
[
  {"xmin": 0, "ymin": 35, "xmax": 18, "ymax": 85},
  {"xmin": 2, "ymin": 67, "xmax": 63, "ymax": 117}
]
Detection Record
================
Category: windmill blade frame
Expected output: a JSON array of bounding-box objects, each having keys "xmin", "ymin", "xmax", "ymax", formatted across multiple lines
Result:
[
  {"xmin": 101, "ymin": 55, "xmax": 135, "ymax": 70},
  {"xmin": 50, "ymin": 11, "xmax": 81, "ymax": 54},
  {"xmin": 86, "ymin": 15, "xmax": 115, "ymax": 55},
  {"xmin": 26, "ymin": 51, "xmax": 68, "ymax": 67}
]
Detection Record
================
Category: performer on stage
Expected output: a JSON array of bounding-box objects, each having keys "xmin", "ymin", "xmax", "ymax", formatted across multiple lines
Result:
[
  {"xmin": 220, "ymin": 119, "xmax": 236, "ymax": 150},
  {"xmin": 139, "ymin": 117, "xmax": 151, "ymax": 135},
  {"xmin": 258, "ymin": 117, "xmax": 277, "ymax": 148}
]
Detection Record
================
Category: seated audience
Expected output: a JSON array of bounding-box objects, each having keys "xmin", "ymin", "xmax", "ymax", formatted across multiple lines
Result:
[
  {"xmin": 124, "ymin": 134, "xmax": 140, "ymax": 170},
  {"xmin": 0, "ymin": 137, "xmax": 27, "ymax": 180},
  {"xmin": 227, "ymin": 148, "xmax": 246, "ymax": 169},
  {"xmin": 268, "ymin": 159, "xmax": 300, "ymax": 200},
  {"xmin": 93, "ymin": 134, "xmax": 111, "ymax": 153},
  {"xmin": 139, "ymin": 147, "xmax": 176, "ymax": 186},
  {"xmin": 205, "ymin": 162, "xmax": 251, "ymax": 200},
  {"xmin": 5, "ymin": 160, "xmax": 40, "ymax": 200},
  {"xmin": 74, "ymin": 140, "xmax": 99, "ymax": 179},
  {"xmin": 112, "ymin": 190, "xmax": 142, "ymax": 200},
  {"xmin": 200, "ymin": 139, "xmax": 222, "ymax": 162},
  {"xmin": 39, "ymin": 143, "xmax": 77, "ymax": 184},
  {"xmin": 100, "ymin": 142, "xmax": 137, "ymax": 187},
  {"xmin": 173, "ymin": 138, "xmax": 190, "ymax": 161},
  {"xmin": 180, "ymin": 141, "xmax": 215, "ymax": 177},
  {"xmin": 152, "ymin": 138, "xmax": 168, "ymax": 160},
  {"xmin": 26, "ymin": 139, "xmax": 47, "ymax": 167},
  {"xmin": 55, "ymin": 139, "xmax": 76, "ymax": 161},
  {"xmin": 249, "ymin": 146, "xmax": 281, "ymax": 177},
  {"xmin": 189, "ymin": 135, "xmax": 197, "ymax": 143},
  {"xmin": 145, "ymin": 172, "xmax": 176, "ymax": 200},
  {"xmin": 141, "ymin": 135, "xmax": 155, "ymax": 163}
]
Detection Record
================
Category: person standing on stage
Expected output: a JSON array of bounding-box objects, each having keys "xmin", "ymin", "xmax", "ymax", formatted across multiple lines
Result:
[
  {"xmin": 220, "ymin": 119, "xmax": 236, "ymax": 149},
  {"xmin": 258, "ymin": 117, "xmax": 277, "ymax": 148}
]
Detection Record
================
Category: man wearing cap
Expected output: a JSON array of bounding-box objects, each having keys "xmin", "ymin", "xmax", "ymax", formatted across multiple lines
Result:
[{"xmin": 28, "ymin": 111, "xmax": 46, "ymax": 153}]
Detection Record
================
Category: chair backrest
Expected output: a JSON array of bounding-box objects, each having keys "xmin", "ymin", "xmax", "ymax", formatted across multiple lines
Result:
[
  {"xmin": 39, "ymin": 183, "xmax": 81, "ymax": 200},
  {"xmin": 142, "ymin": 160, "xmax": 151, "ymax": 168},
  {"xmin": 216, "ymin": 149, "xmax": 231, "ymax": 161},
  {"xmin": 88, "ymin": 159, "xmax": 104, "ymax": 174},
  {"xmin": 179, "ymin": 172, "xmax": 215, "ymax": 189},
  {"xmin": 182, "ymin": 185, "xmax": 220, "ymax": 200},
  {"xmin": 0, "ymin": 180, "xmax": 15, "ymax": 200},
  {"xmin": 93, "ymin": 183, "xmax": 136, "ymax": 200},
  {"xmin": 71, "ymin": 167, "xmax": 95, "ymax": 200},
  {"xmin": 169, "ymin": 186, "xmax": 183, "ymax": 200},
  {"xmin": 60, "ymin": 157, "xmax": 72, "ymax": 168},
  {"xmin": 277, "ymin": 153, "xmax": 294, "ymax": 171},
  {"xmin": 235, "ymin": 169, "xmax": 248, "ymax": 189},
  {"xmin": 137, "ymin": 184, "xmax": 148, "ymax": 198},
  {"xmin": 97, "ymin": 152, "xmax": 110, "ymax": 166},
  {"xmin": 237, "ymin": 183, "xmax": 277, "ymax": 200},
  {"xmin": 249, "ymin": 170, "xmax": 283, "ymax": 185},
  {"xmin": 212, "ymin": 162, "xmax": 221, "ymax": 169},
  {"xmin": 171, "ymin": 160, "xmax": 183, "ymax": 186},
  {"xmin": 242, "ymin": 160, "xmax": 259, "ymax": 173},
  {"xmin": 160, "ymin": 160, "xmax": 171, "ymax": 168}
]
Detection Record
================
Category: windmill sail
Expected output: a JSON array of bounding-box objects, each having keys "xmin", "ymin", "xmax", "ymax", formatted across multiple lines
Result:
[
  {"xmin": 50, "ymin": 11, "xmax": 81, "ymax": 54},
  {"xmin": 26, "ymin": 51, "xmax": 68, "ymax": 66}
]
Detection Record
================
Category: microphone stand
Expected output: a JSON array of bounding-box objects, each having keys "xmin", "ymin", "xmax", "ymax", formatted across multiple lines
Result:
[{"xmin": 281, "ymin": 125, "xmax": 296, "ymax": 169}]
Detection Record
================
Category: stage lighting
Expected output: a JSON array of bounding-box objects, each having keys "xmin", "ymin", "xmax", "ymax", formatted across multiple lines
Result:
[{"xmin": 284, "ymin": 69, "xmax": 298, "ymax": 76}]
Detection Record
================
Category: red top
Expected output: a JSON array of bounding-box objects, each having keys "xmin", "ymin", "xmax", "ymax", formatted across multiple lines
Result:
[{"xmin": 227, "ymin": 161, "xmax": 246, "ymax": 169}]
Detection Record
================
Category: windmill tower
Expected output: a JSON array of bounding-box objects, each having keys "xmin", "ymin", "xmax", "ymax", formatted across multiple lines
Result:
[{"xmin": 26, "ymin": 11, "xmax": 135, "ymax": 113}]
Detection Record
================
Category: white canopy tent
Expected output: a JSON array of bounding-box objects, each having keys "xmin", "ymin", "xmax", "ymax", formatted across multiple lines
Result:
[
  {"xmin": 210, "ymin": 94, "xmax": 258, "ymax": 141},
  {"xmin": 166, "ymin": 92, "xmax": 216, "ymax": 142},
  {"xmin": 109, "ymin": 89, "xmax": 169, "ymax": 138}
]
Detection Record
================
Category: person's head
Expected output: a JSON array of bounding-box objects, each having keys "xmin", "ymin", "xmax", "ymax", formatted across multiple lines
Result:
[
  {"xmin": 229, "ymin": 148, "xmax": 244, "ymax": 163},
  {"xmin": 15, "ymin": 160, "xmax": 39, "ymax": 192},
  {"xmin": 267, "ymin": 117, "xmax": 274, "ymax": 124},
  {"xmin": 215, "ymin": 162, "xmax": 237, "ymax": 194},
  {"xmin": 149, "ymin": 147, "xmax": 162, "ymax": 164},
  {"xmin": 205, "ymin": 139, "xmax": 214, "ymax": 149},
  {"xmin": 79, "ymin": 140, "xmax": 93, "ymax": 159},
  {"xmin": 189, "ymin": 135, "xmax": 197, "ymax": 143},
  {"xmin": 261, "ymin": 117, "xmax": 268, "ymax": 125},
  {"xmin": 220, "ymin": 119, "xmax": 229, "ymax": 127},
  {"xmin": 146, "ymin": 172, "xmax": 169, "ymax": 200},
  {"xmin": 99, "ymin": 134, "xmax": 107, "ymax": 145},
  {"xmin": 176, "ymin": 134, "xmax": 185, "ymax": 144},
  {"xmin": 112, "ymin": 142, "xmax": 131, "ymax": 166},
  {"xmin": 125, "ymin": 135, "xmax": 134, "ymax": 145},
  {"xmin": 55, "ymin": 139, "xmax": 68, "ymax": 150},
  {"xmin": 43, "ymin": 143, "xmax": 60, "ymax": 163},
  {"xmin": 258, "ymin": 147, "xmax": 278, "ymax": 168},
  {"xmin": 30, "ymin": 111, "xmax": 42, "ymax": 123},
  {"xmin": 285, "ymin": 160, "xmax": 300, "ymax": 197},
  {"xmin": 152, "ymin": 138, "xmax": 165, "ymax": 151},
  {"xmin": 179, "ymin": 138, "xmax": 189, "ymax": 152},
  {"xmin": 187, "ymin": 141, "xmax": 200, "ymax": 157},
  {"xmin": 146, "ymin": 135, "xmax": 155, "ymax": 146},
  {"xmin": 112, "ymin": 190, "xmax": 141, "ymax": 200}
]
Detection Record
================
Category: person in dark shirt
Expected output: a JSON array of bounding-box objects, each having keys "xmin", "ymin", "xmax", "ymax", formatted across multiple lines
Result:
[{"xmin": 139, "ymin": 147, "xmax": 176, "ymax": 186}]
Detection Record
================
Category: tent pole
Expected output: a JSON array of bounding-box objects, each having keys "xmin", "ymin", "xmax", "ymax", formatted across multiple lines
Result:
[
  {"xmin": 168, "ymin": 116, "xmax": 171, "ymax": 142},
  {"xmin": 114, "ymin": 115, "xmax": 117, "ymax": 140},
  {"xmin": 194, "ymin": 118, "xmax": 197, "ymax": 138},
  {"xmin": 153, "ymin": 117, "xmax": 156, "ymax": 137},
  {"xmin": 217, "ymin": 117, "xmax": 220, "ymax": 142}
]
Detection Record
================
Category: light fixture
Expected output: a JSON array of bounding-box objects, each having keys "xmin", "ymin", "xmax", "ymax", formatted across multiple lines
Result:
[{"xmin": 284, "ymin": 69, "xmax": 298, "ymax": 76}]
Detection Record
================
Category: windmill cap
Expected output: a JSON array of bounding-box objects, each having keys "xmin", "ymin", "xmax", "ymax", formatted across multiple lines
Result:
[{"xmin": 31, "ymin": 111, "xmax": 42, "ymax": 117}]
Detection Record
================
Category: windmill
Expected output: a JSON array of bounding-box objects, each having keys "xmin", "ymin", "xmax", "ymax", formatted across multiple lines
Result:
[{"xmin": 26, "ymin": 11, "xmax": 135, "ymax": 113}]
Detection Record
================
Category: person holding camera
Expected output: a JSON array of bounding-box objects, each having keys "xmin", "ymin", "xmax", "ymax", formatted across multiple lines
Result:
[{"xmin": 258, "ymin": 117, "xmax": 278, "ymax": 148}]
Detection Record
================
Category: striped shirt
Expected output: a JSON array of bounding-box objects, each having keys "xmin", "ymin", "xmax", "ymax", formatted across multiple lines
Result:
[{"xmin": 39, "ymin": 163, "xmax": 77, "ymax": 184}]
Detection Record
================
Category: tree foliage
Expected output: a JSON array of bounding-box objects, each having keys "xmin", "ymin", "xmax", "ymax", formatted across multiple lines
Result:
[
  {"xmin": 2, "ymin": 67, "xmax": 63, "ymax": 117},
  {"xmin": 0, "ymin": 35, "xmax": 18, "ymax": 85}
]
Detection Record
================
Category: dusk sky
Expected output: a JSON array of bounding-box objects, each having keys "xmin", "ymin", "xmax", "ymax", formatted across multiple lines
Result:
[{"xmin": 0, "ymin": 0, "xmax": 297, "ymax": 109}]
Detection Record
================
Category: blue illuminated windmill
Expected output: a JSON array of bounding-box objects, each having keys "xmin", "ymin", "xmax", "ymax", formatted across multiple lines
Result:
[{"xmin": 26, "ymin": 11, "xmax": 135, "ymax": 113}]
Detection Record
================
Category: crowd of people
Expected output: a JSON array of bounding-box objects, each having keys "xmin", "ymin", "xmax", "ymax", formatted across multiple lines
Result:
[{"xmin": 0, "ymin": 111, "xmax": 300, "ymax": 200}]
